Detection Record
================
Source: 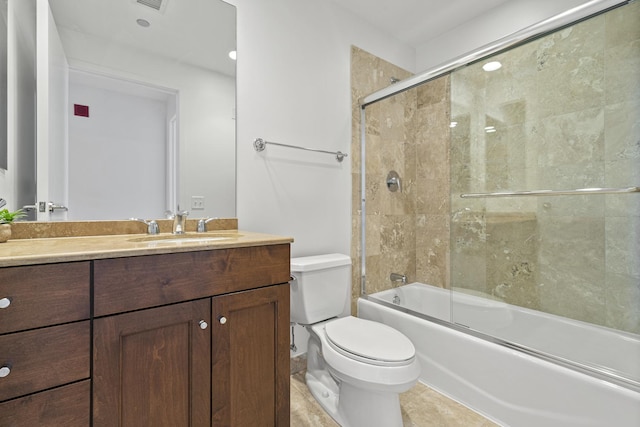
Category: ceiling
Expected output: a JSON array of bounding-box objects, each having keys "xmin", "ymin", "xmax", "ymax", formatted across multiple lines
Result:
[
  {"xmin": 49, "ymin": 0, "xmax": 237, "ymax": 77},
  {"xmin": 334, "ymin": 0, "xmax": 512, "ymax": 47},
  {"xmin": 48, "ymin": 0, "xmax": 519, "ymax": 78}
]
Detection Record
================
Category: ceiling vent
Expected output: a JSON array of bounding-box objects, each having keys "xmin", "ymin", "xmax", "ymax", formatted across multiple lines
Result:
[{"xmin": 135, "ymin": 0, "xmax": 168, "ymax": 13}]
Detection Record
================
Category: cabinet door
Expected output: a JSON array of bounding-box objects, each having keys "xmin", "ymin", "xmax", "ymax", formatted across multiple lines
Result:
[
  {"xmin": 93, "ymin": 300, "xmax": 211, "ymax": 427},
  {"xmin": 0, "ymin": 381, "xmax": 90, "ymax": 427},
  {"xmin": 212, "ymin": 284, "xmax": 290, "ymax": 427}
]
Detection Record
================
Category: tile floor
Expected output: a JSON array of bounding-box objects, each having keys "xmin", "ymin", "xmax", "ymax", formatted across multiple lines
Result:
[{"xmin": 290, "ymin": 372, "xmax": 499, "ymax": 426}]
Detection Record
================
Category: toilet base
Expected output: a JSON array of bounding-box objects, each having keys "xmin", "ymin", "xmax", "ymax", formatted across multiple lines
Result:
[
  {"xmin": 305, "ymin": 370, "xmax": 405, "ymax": 427},
  {"xmin": 305, "ymin": 371, "xmax": 343, "ymax": 425},
  {"xmin": 338, "ymin": 382, "xmax": 403, "ymax": 427}
]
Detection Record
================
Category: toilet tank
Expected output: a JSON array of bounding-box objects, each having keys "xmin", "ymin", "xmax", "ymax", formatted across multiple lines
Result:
[{"xmin": 290, "ymin": 254, "xmax": 352, "ymax": 325}]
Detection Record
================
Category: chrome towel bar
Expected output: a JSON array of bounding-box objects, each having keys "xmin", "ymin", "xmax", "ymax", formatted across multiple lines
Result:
[
  {"xmin": 460, "ymin": 186, "xmax": 640, "ymax": 198},
  {"xmin": 253, "ymin": 138, "xmax": 347, "ymax": 162}
]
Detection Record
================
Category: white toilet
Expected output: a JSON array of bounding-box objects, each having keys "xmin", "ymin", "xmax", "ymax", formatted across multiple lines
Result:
[{"xmin": 290, "ymin": 254, "xmax": 420, "ymax": 427}]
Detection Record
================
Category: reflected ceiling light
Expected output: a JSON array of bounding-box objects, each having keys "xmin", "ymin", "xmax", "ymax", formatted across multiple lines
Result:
[
  {"xmin": 484, "ymin": 126, "xmax": 497, "ymax": 133},
  {"xmin": 450, "ymin": 121, "xmax": 458, "ymax": 128},
  {"xmin": 482, "ymin": 61, "xmax": 502, "ymax": 72},
  {"xmin": 136, "ymin": 18, "xmax": 151, "ymax": 28},
  {"xmin": 228, "ymin": 50, "xmax": 237, "ymax": 60}
]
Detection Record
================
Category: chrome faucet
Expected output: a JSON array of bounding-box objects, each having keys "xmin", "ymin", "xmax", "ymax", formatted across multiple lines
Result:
[
  {"xmin": 390, "ymin": 273, "xmax": 407, "ymax": 287},
  {"xmin": 197, "ymin": 217, "xmax": 217, "ymax": 233},
  {"xmin": 171, "ymin": 210, "xmax": 189, "ymax": 234},
  {"xmin": 131, "ymin": 218, "xmax": 159, "ymax": 235}
]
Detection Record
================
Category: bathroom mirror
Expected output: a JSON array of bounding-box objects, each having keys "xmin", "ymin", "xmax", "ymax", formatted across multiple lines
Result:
[
  {"xmin": 0, "ymin": 0, "xmax": 7, "ymax": 170},
  {"xmin": 19, "ymin": 0, "xmax": 236, "ymax": 220}
]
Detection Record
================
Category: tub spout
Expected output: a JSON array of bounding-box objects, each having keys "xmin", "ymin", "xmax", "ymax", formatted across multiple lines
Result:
[{"xmin": 390, "ymin": 273, "xmax": 407, "ymax": 286}]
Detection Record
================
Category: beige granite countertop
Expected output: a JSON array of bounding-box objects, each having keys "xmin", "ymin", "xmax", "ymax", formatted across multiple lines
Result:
[{"xmin": 0, "ymin": 219, "xmax": 293, "ymax": 267}]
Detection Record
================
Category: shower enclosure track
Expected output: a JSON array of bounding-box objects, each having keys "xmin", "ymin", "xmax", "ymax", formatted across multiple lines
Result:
[
  {"xmin": 359, "ymin": 0, "xmax": 630, "ymax": 107},
  {"xmin": 460, "ymin": 186, "xmax": 640, "ymax": 198}
]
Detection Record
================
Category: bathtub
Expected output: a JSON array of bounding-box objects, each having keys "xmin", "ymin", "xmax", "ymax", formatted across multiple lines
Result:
[{"xmin": 358, "ymin": 283, "xmax": 640, "ymax": 427}]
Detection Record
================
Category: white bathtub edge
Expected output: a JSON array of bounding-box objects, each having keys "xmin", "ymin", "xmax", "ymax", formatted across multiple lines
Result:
[{"xmin": 358, "ymin": 297, "xmax": 640, "ymax": 427}]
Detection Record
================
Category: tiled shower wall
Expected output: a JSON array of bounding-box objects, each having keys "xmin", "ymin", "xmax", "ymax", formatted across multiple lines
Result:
[
  {"xmin": 350, "ymin": 47, "xmax": 451, "ymax": 316},
  {"xmin": 351, "ymin": 1, "xmax": 639, "ymax": 334}
]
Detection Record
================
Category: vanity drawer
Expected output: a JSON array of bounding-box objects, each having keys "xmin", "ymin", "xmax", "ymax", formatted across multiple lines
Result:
[
  {"xmin": 0, "ymin": 262, "xmax": 90, "ymax": 334},
  {"xmin": 0, "ymin": 380, "xmax": 90, "ymax": 427},
  {"xmin": 94, "ymin": 244, "xmax": 291, "ymax": 316},
  {"xmin": 0, "ymin": 321, "xmax": 90, "ymax": 401}
]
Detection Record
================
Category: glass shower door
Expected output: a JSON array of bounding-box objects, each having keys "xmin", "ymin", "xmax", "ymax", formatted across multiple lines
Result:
[{"xmin": 449, "ymin": 1, "xmax": 640, "ymax": 384}]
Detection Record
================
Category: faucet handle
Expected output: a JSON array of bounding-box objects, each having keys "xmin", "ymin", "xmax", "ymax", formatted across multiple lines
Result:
[
  {"xmin": 130, "ymin": 218, "xmax": 159, "ymax": 235},
  {"xmin": 197, "ymin": 217, "xmax": 218, "ymax": 233}
]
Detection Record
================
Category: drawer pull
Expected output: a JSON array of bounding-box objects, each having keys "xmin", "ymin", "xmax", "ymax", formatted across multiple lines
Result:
[
  {"xmin": 0, "ymin": 297, "xmax": 10, "ymax": 309},
  {"xmin": 218, "ymin": 316, "xmax": 227, "ymax": 325},
  {"xmin": 0, "ymin": 366, "xmax": 10, "ymax": 378},
  {"xmin": 198, "ymin": 320, "xmax": 208, "ymax": 330}
]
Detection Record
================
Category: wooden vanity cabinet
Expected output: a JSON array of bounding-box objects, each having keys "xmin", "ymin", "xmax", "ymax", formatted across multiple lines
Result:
[
  {"xmin": 0, "ymin": 262, "xmax": 91, "ymax": 427},
  {"xmin": 0, "ymin": 243, "xmax": 290, "ymax": 426},
  {"xmin": 92, "ymin": 244, "xmax": 291, "ymax": 427}
]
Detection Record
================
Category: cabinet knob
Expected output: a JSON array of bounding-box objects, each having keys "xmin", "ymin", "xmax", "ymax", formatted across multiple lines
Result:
[
  {"xmin": 0, "ymin": 297, "xmax": 10, "ymax": 309},
  {"xmin": 218, "ymin": 316, "xmax": 227, "ymax": 325},
  {"xmin": 0, "ymin": 366, "xmax": 10, "ymax": 378},
  {"xmin": 198, "ymin": 320, "xmax": 208, "ymax": 330}
]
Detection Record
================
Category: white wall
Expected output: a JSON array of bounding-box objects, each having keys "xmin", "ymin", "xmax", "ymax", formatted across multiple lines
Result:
[
  {"xmin": 225, "ymin": 0, "xmax": 414, "ymax": 357},
  {"xmin": 415, "ymin": 0, "xmax": 595, "ymax": 72},
  {"xmin": 228, "ymin": 0, "xmax": 414, "ymax": 259},
  {"xmin": 67, "ymin": 81, "xmax": 167, "ymax": 220}
]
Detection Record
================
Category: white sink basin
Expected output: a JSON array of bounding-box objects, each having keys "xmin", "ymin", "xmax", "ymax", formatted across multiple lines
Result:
[{"xmin": 129, "ymin": 233, "xmax": 241, "ymax": 245}]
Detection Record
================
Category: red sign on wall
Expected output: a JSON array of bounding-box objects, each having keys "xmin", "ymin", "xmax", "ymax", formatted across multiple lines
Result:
[{"xmin": 74, "ymin": 104, "xmax": 89, "ymax": 117}]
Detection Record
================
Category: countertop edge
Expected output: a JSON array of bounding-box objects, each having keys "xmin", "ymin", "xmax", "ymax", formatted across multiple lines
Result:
[{"xmin": 0, "ymin": 231, "xmax": 294, "ymax": 267}]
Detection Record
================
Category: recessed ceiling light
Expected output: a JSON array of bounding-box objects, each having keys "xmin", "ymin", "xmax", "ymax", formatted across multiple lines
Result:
[
  {"xmin": 482, "ymin": 61, "xmax": 502, "ymax": 72},
  {"xmin": 136, "ymin": 18, "xmax": 151, "ymax": 28},
  {"xmin": 228, "ymin": 50, "xmax": 237, "ymax": 60}
]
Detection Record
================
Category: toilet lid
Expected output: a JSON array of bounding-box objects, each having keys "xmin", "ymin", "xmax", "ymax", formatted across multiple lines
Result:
[{"xmin": 325, "ymin": 317, "xmax": 415, "ymax": 366}]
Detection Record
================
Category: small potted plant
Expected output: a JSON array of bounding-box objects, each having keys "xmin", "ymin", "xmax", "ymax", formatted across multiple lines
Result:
[{"xmin": 0, "ymin": 208, "xmax": 25, "ymax": 243}]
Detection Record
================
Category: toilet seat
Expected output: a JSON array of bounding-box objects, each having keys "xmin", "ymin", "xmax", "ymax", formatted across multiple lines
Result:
[{"xmin": 324, "ymin": 316, "xmax": 415, "ymax": 367}]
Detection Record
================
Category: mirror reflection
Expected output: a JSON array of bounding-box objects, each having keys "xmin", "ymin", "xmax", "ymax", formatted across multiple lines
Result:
[
  {"xmin": 14, "ymin": 0, "xmax": 236, "ymax": 221},
  {"xmin": 0, "ymin": 0, "xmax": 6, "ymax": 170}
]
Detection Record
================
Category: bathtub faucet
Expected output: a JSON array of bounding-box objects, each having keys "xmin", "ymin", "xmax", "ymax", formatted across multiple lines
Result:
[{"xmin": 390, "ymin": 273, "xmax": 407, "ymax": 286}]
